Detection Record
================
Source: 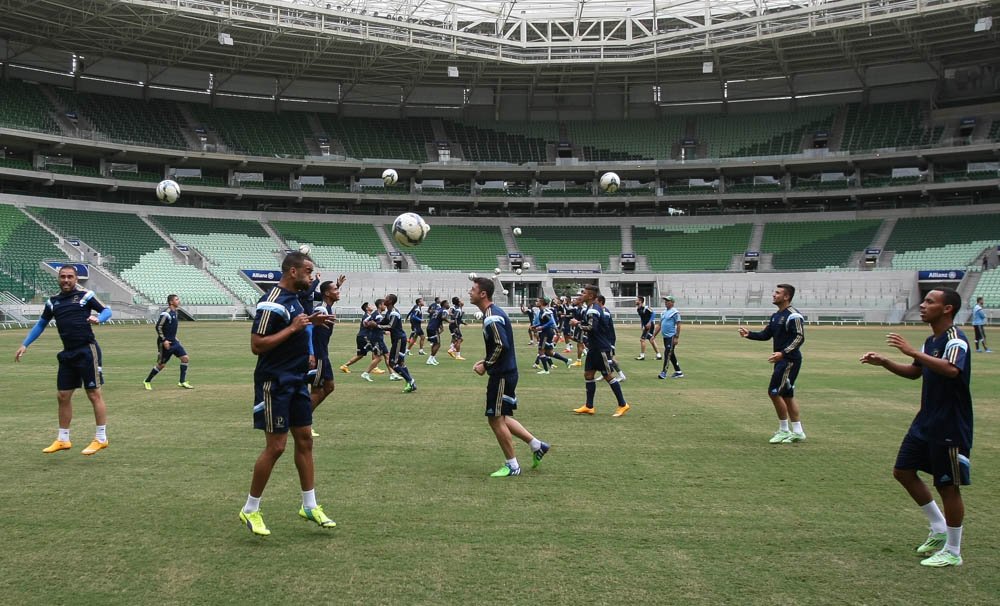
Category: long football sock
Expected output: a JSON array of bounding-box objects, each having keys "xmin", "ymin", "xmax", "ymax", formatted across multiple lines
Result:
[
  {"xmin": 179, "ymin": 363, "xmax": 189, "ymax": 382},
  {"xmin": 945, "ymin": 526, "xmax": 963, "ymax": 555},
  {"xmin": 145, "ymin": 367, "xmax": 160, "ymax": 383},
  {"xmin": 609, "ymin": 381, "xmax": 626, "ymax": 406},
  {"xmin": 921, "ymin": 501, "xmax": 947, "ymax": 534},
  {"xmin": 585, "ymin": 379, "xmax": 597, "ymax": 407}
]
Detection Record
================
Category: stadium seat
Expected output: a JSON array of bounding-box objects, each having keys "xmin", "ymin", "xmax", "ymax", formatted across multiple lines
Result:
[{"xmin": 761, "ymin": 220, "xmax": 882, "ymax": 270}]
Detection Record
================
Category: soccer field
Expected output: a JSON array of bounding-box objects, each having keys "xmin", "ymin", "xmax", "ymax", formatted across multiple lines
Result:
[{"xmin": 1, "ymin": 322, "xmax": 997, "ymax": 605}]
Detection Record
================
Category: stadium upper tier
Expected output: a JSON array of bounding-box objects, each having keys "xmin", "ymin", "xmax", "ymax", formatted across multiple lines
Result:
[{"xmin": 2, "ymin": 80, "xmax": 993, "ymax": 164}]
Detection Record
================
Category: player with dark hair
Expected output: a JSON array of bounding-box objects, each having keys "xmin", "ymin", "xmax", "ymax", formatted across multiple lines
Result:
[
  {"xmin": 570, "ymin": 293, "xmax": 587, "ymax": 367},
  {"xmin": 861, "ymin": 287, "xmax": 973, "ymax": 567},
  {"xmin": 339, "ymin": 302, "xmax": 373, "ymax": 374},
  {"xmin": 560, "ymin": 295, "xmax": 575, "ymax": 353},
  {"xmin": 971, "ymin": 296, "xmax": 990, "ymax": 352},
  {"xmin": 635, "ymin": 296, "xmax": 661, "ymax": 361},
  {"xmin": 407, "ymin": 297, "xmax": 427, "ymax": 355},
  {"xmin": 597, "ymin": 294, "xmax": 625, "ymax": 382},
  {"xmin": 378, "ymin": 293, "xmax": 417, "ymax": 393},
  {"xmin": 15, "ymin": 265, "xmax": 113, "ymax": 455},
  {"xmin": 447, "ymin": 296, "xmax": 467, "ymax": 360},
  {"xmin": 571, "ymin": 285, "xmax": 631, "ymax": 417},
  {"xmin": 239, "ymin": 252, "xmax": 337, "ymax": 536},
  {"xmin": 309, "ymin": 280, "xmax": 340, "ymax": 431},
  {"xmin": 738, "ymin": 283, "xmax": 806, "ymax": 444},
  {"xmin": 535, "ymin": 297, "xmax": 571, "ymax": 374},
  {"xmin": 144, "ymin": 294, "xmax": 192, "ymax": 390},
  {"xmin": 425, "ymin": 299, "xmax": 449, "ymax": 365},
  {"xmin": 469, "ymin": 277, "xmax": 550, "ymax": 477},
  {"xmin": 361, "ymin": 298, "xmax": 392, "ymax": 382}
]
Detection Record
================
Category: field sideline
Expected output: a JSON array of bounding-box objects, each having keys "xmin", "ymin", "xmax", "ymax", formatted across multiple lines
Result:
[{"xmin": 0, "ymin": 322, "xmax": 997, "ymax": 605}]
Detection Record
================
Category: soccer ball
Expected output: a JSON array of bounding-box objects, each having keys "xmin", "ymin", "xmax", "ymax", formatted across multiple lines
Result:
[
  {"xmin": 392, "ymin": 212, "xmax": 430, "ymax": 247},
  {"xmin": 523, "ymin": 262, "xmax": 531, "ymax": 270},
  {"xmin": 156, "ymin": 179, "xmax": 181, "ymax": 204},
  {"xmin": 513, "ymin": 227, "xmax": 522, "ymax": 236},
  {"xmin": 515, "ymin": 268, "xmax": 523, "ymax": 275},
  {"xmin": 298, "ymin": 244, "xmax": 311, "ymax": 255},
  {"xmin": 502, "ymin": 289, "xmax": 509, "ymax": 295},
  {"xmin": 474, "ymin": 311, "xmax": 484, "ymax": 321},
  {"xmin": 468, "ymin": 272, "xmax": 478, "ymax": 280},
  {"xmin": 599, "ymin": 172, "xmax": 620, "ymax": 193},
  {"xmin": 493, "ymin": 267, "xmax": 501, "ymax": 275},
  {"xmin": 382, "ymin": 168, "xmax": 398, "ymax": 186}
]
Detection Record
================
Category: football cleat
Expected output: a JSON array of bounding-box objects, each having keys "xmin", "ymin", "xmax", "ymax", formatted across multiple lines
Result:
[
  {"xmin": 920, "ymin": 549, "xmax": 962, "ymax": 567},
  {"xmin": 455, "ymin": 355, "xmax": 466, "ymax": 361},
  {"xmin": 572, "ymin": 405, "xmax": 595, "ymax": 415},
  {"xmin": 239, "ymin": 510, "xmax": 271, "ymax": 536},
  {"xmin": 655, "ymin": 353, "xmax": 663, "ymax": 360},
  {"xmin": 339, "ymin": 364, "xmax": 351, "ymax": 373},
  {"xmin": 571, "ymin": 360, "xmax": 583, "ymax": 368},
  {"xmin": 612, "ymin": 404, "xmax": 631, "ymax": 418},
  {"xmin": 532, "ymin": 442, "xmax": 550, "ymax": 469},
  {"xmin": 311, "ymin": 428, "xmax": 320, "ymax": 437},
  {"xmin": 670, "ymin": 371, "xmax": 684, "ymax": 379},
  {"xmin": 769, "ymin": 430, "xmax": 794, "ymax": 444},
  {"xmin": 42, "ymin": 440, "xmax": 72, "ymax": 454},
  {"xmin": 299, "ymin": 505, "xmax": 337, "ymax": 528},
  {"xmin": 143, "ymin": 381, "xmax": 153, "ymax": 391},
  {"xmin": 490, "ymin": 463, "xmax": 521, "ymax": 477},
  {"xmin": 403, "ymin": 383, "xmax": 417, "ymax": 393},
  {"xmin": 916, "ymin": 532, "xmax": 947, "ymax": 555},
  {"xmin": 537, "ymin": 370, "xmax": 550, "ymax": 375},
  {"xmin": 635, "ymin": 355, "xmax": 645, "ymax": 360},
  {"xmin": 389, "ymin": 373, "xmax": 402, "ymax": 381},
  {"xmin": 371, "ymin": 368, "xmax": 386, "ymax": 375},
  {"xmin": 658, "ymin": 371, "xmax": 667, "ymax": 379},
  {"xmin": 178, "ymin": 381, "xmax": 194, "ymax": 389},
  {"xmin": 361, "ymin": 372, "xmax": 374, "ymax": 382},
  {"xmin": 81, "ymin": 440, "xmax": 108, "ymax": 455},
  {"xmin": 781, "ymin": 431, "xmax": 806, "ymax": 444}
]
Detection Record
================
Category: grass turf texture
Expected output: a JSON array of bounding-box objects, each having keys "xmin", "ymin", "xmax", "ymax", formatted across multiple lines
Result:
[{"xmin": 1, "ymin": 323, "xmax": 998, "ymax": 605}]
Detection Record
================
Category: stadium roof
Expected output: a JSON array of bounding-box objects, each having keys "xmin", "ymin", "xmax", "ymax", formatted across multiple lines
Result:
[{"xmin": 0, "ymin": 0, "xmax": 997, "ymax": 99}]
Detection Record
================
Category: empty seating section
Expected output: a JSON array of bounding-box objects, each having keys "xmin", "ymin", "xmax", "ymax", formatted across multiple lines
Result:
[
  {"xmin": 634, "ymin": 224, "xmax": 752, "ymax": 271},
  {"xmin": 120, "ymin": 249, "xmax": 231, "ymax": 305},
  {"xmin": 317, "ymin": 116, "xmax": 432, "ymax": 162},
  {"xmin": 762, "ymin": 220, "xmax": 882, "ymax": 270},
  {"xmin": 54, "ymin": 88, "xmax": 188, "ymax": 149},
  {"xmin": 991, "ymin": 119, "xmax": 1000, "ymax": 141},
  {"xmin": 190, "ymin": 106, "xmax": 310, "ymax": 157},
  {"xmin": 514, "ymin": 226, "xmax": 621, "ymax": 270},
  {"xmin": 973, "ymin": 268, "xmax": 1000, "ymax": 308},
  {"xmin": 269, "ymin": 221, "xmax": 384, "ymax": 272},
  {"xmin": 886, "ymin": 214, "xmax": 1000, "ymax": 254},
  {"xmin": 889, "ymin": 242, "xmax": 997, "ymax": 271},
  {"xmin": 0, "ymin": 205, "xmax": 62, "ymax": 298},
  {"xmin": 442, "ymin": 121, "xmax": 547, "ymax": 163},
  {"xmin": 695, "ymin": 107, "xmax": 835, "ymax": 159},
  {"xmin": 398, "ymin": 225, "xmax": 506, "ymax": 271},
  {"xmin": 31, "ymin": 207, "xmax": 165, "ymax": 274},
  {"xmin": 0, "ymin": 80, "xmax": 60, "ymax": 133},
  {"xmin": 153, "ymin": 215, "xmax": 276, "ymax": 304},
  {"xmin": 110, "ymin": 170, "xmax": 162, "ymax": 183},
  {"xmin": 841, "ymin": 102, "xmax": 941, "ymax": 152},
  {"xmin": 566, "ymin": 119, "xmax": 685, "ymax": 161}
]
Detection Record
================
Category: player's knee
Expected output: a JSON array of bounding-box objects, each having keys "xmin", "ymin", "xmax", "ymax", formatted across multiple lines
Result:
[{"xmin": 892, "ymin": 467, "xmax": 916, "ymax": 483}]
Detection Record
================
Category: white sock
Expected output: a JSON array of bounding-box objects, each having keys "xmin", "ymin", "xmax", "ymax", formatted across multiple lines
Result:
[
  {"xmin": 791, "ymin": 421, "xmax": 803, "ymax": 434},
  {"xmin": 945, "ymin": 526, "xmax": 963, "ymax": 555},
  {"xmin": 58, "ymin": 428, "xmax": 70, "ymax": 442},
  {"xmin": 243, "ymin": 495, "xmax": 261, "ymax": 514},
  {"xmin": 921, "ymin": 501, "xmax": 947, "ymax": 534},
  {"xmin": 302, "ymin": 489, "xmax": 318, "ymax": 510},
  {"xmin": 529, "ymin": 438, "xmax": 542, "ymax": 451},
  {"xmin": 778, "ymin": 420, "xmax": 790, "ymax": 432},
  {"xmin": 506, "ymin": 457, "xmax": 520, "ymax": 471},
  {"xmin": 95, "ymin": 425, "xmax": 107, "ymax": 443}
]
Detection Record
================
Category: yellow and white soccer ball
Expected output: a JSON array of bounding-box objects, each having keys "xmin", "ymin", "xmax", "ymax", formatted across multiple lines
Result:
[
  {"xmin": 599, "ymin": 172, "xmax": 620, "ymax": 193},
  {"xmin": 382, "ymin": 168, "xmax": 399, "ymax": 186},
  {"xmin": 392, "ymin": 212, "xmax": 430, "ymax": 247}
]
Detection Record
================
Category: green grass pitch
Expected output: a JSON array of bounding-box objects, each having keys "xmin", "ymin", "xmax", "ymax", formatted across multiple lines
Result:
[{"xmin": 1, "ymin": 322, "xmax": 998, "ymax": 605}]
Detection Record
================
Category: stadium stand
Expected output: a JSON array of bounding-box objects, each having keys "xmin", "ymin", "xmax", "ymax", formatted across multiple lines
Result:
[
  {"xmin": 109, "ymin": 170, "xmax": 162, "ymax": 183},
  {"xmin": 120, "ymin": 249, "xmax": 231, "ymax": 306},
  {"xmin": 695, "ymin": 107, "xmax": 836, "ymax": 158},
  {"xmin": 317, "ymin": 115, "xmax": 433, "ymax": 162},
  {"xmin": 152, "ymin": 215, "xmax": 277, "ymax": 304},
  {"xmin": 973, "ymin": 268, "xmax": 1000, "ymax": 308},
  {"xmin": 840, "ymin": 101, "xmax": 942, "ymax": 152},
  {"xmin": 884, "ymin": 215, "xmax": 1000, "ymax": 270},
  {"xmin": 269, "ymin": 220, "xmax": 384, "ymax": 272},
  {"xmin": 54, "ymin": 88, "xmax": 189, "ymax": 149},
  {"xmin": 0, "ymin": 80, "xmax": 60, "ymax": 134},
  {"xmin": 442, "ymin": 121, "xmax": 548, "ymax": 163},
  {"xmin": 634, "ymin": 224, "xmax": 753, "ymax": 271},
  {"xmin": 0, "ymin": 205, "xmax": 62, "ymax": 299},
  {"xmin": 513, "ymin": 226, "xmax": 621, "ymax": 270},
  {"xmin": 189, "ymin": 105, "xmax": 310, "ymax": 157},
  {"xmin": 396, "ymin": 225, "xmax": 507, "ymax": 271},
  {"xmin": 30, "ymin": 207, "xmax": 165, "ymax": 274},
  {"xmin": 761, "ymin": 219, "xmax": 882, "ymax": 270},
  {"xmin": 991, "ymin": 119, "xmax": 1000, "ymax": 141},
  {"xmin": 565, "ymin": 119, "xmax": 686, "ymax": 161}
]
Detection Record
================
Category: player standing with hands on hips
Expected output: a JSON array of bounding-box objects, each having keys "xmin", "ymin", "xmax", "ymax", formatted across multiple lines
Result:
[
  {"xmin": 860, "ymin": 288, "xmax": 973, "ymax": 567},
  {"xmin": 737, "ymin": 284, "xmax": 806, "ymax": 444}
]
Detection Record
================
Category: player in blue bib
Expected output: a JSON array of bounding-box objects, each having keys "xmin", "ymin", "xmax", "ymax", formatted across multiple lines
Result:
[
  {"xmin": 144, "ymin": 294, "xmax": 192, "ymax": 390},
  {"xmin": 15, "ymin": 265, "xmax": 113, "ymax": 455},
  {"xmin": 653, "ymin": 295, "xmax": 683, "ymax": 379},
  {"xmin": 861, "ymin": 287, "xmax": 973, "ymax": 568},
  {"xmin": 239, "ymin": 252, "xmax": 337, "ymax": 537},
  {"xmin": 970, "ymin": 296, "xmax": 990, "ymax": 352},
  {"xmin": 738, "ymin": 284, "xmax": 807, "ymax": 444}
]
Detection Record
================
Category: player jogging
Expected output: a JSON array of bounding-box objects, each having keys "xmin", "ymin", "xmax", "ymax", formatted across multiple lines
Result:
[
  {"xmin": 144, "ymin": 294, "xmax": 192, "ymax": 390},
  {"xmin": 571, "ymin": 285, "xmax": 631, "ymax": 417},
  {"xmin": 469, "ymin": 277, "xmax": 550, "ymax": 477},
  {"xmin": 378, "ymin": 293, "xmax": 418, "ymax": 393},
  {"xmin": 309, "ymin": 280, "xmax": 341, "ymax": 435},
  {"xmin": 635, "ymin": 296, "xmax": 661, "ymax": 361},
  {"xmin": 407, "ymin": 297, "xmax": 426, "ymax": 355}
]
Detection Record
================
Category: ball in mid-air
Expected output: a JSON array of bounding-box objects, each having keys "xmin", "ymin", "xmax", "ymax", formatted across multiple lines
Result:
[
  {"xmin": 156, "ymin": 179, "xmax": 181, "ymax": 204},
  {"xmin": 522, "ymin": 262, "xmax": 531, "ymax": 270},
  {"xmin": 474, "ymin": 311, "xmax": 484, "ymax": 321},
  {"xmin": 515, "ymin": 268, "xmax": 523, "ymax": 275},
  {"xmin": 493, "ymin": 267, "xmax": 501, "ymax": 275},
  {"xmin": 513, "ymin": 227, "xmax": 522, "ymax": 236},
  {"xmin": 298, "ymin": 244, "xmax": 311, "ymax": 255},
  {"xmin": 468, "ymin": 272, "xmax": 478, "ymax": 280},
  {"xmin": 382, "ymin": 168, "xmax": 398, "ymax": 186},
  {"xmin": 392, "ymin": 212, "xmax": 430, "ymax": 247},
  {"xmin": 599, "ymin": 172, "xmax": 620, "ymax": 193},
  {"xmin": 502, "ymin": 289, "xmax": 509, "ymax": 295}
]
